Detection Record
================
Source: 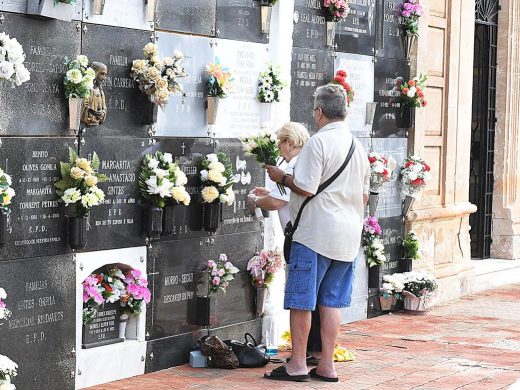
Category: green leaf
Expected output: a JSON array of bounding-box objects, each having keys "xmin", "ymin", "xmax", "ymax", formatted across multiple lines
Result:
[
  {"xmin": 60, "ymin": 162, "xmax": 71, "ymax": 178},
  {"xmin": 68, "ymin": 147, "xmax": 78, "ymax": 164},
  {"xmin": 96, "ymin": 173, "xmax": 109, "ymax": 182},
  {"xmin": 91, "ymin": 152, "xmax": 101, "ymax": 170}
]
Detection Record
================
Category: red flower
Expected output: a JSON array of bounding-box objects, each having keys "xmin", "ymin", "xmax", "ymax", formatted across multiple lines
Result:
[
  {"xmin": 411, "ymin": 178, "xmax": 424, "ymax": 186},
  {"xmin": 368, "ymin": 156, "xmax": 377, "ymax": 163},
  {"xmin": 418, "ymin": 92, "xmax": 424, "ymax": 98},
  {"xmin": 334, "ymin": 76, "xmax": 345, "ymax": 84},
  {"xmin": 405, "ymin": 161, "xmax": 414, "ymax": 168},
  {"xmin": 424, "ymin": 164, "xmax": 431, "ymax": 171},
  {"xmin": 382, "ymin": 157, "xmax": 387, "ymax": 164},
  {"xmin": 344, "ymin": 83, "xmax": 351, "ymax": 92},
  {"xmin": 96, "ymin": 275, "xmax": 103, "ymax": 284},
  {"xmin": 402, "ymin": 87, "xmax": 409, "ymax": 94},
  {"xmin": 408, "ymin": 80, "xmax": 416, "ymax": 87},
  {"xmin": 104, "ymin": 283, "xmax": 113, "ymax": 293},
  {"xmin": 422, "ymin": 100, "xmax": 427, "ymax": 107},
  {"xmin": 416, "ymin": 86, "xmax": 422, "ymax": 93},
  {"xmin": 383, "ymin": 168, "xmax": 389, "ymax": 176},
  {"xmin": 336, "ymin": 70, "xmax": 347, "ymax": 77}
]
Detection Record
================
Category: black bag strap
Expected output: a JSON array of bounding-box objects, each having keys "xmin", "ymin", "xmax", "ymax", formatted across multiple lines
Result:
[{"xmin": 292, "ymin": 138, "xmax": 356, "ymax": 233}]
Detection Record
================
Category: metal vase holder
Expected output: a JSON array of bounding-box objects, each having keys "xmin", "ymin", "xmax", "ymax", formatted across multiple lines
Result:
[
  {"xmin": 92, "ymin": 0, "xmax": 106, "ymax": 15},
  {"xmin": 206, "ymin": 97, "xmax": 219, "ymax": 125},
  {"xmin": 0, "ymin": 211, "xmax": 7, "ymax": 248},
  {"xmin": 260, "ymin": 4, "xmax": 273, "ymax": 34},
  {"xmin": 403, "ymin": 33, "xmax": 417, "ymax": 62},
  {"xmin": 146, "ymin": 0, "xmax": 158, "ymax": 23},
  {"xmin": 145, "ymin": 206, "xmax": 163, "ymax": 240},
  {"xmin": 326, "ymin": 21, "xmax": 337, "ymax": 48},
  {"xmin": 203, "ymin": 202, "xmax": 221, "ymax": 233},
  {"xmin": 402, "ymin": 195, "xmax": 416, "ymax": 216},
  {"xmin": 368, "ymin": 264, "xmax": 383, "ymax": 289},
  {"xmin": 368, "ymin": 193, "xmax": 379, "ymax": 217},
  {"xmin": 256, "ymin": 287, "xmax": 267, "ymax": 317},
  {"xmin": 68, "ymin": 97, "xmax": 83, "ymax": 132},
  {"xmin": 69, "ymin": 215, "xmax": 88, "ymax": 250}
]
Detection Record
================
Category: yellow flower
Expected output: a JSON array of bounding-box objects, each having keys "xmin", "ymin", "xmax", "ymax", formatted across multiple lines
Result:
[
  {"xmin": 84, "ymin": 175, "xmax": 98, "ymax": 187},
  {"xmin": 207, "ymin": 169, "xmax": 224, "ymax": 184},
  {"xmin": 156, "ymin": 77, "xmax": 168, "ymax": 89},
  {"xmin": 132, "ymin": 59, "xmax": 147, "ymax": 73},
  {"xmin": 76, "ymin": 158, "xmax": 90, "ymax": 170},
  {"xmin": 70, "ymin": 167, "xmax": 85, "ymax": 180},
  {"xmin": 201, "ymin": 186, "xmax": 219, "ymax": 203},
  {"xmin": 171, "ymin": 186, "xmax": 191, "ymax": 206},
  {"xmin": 155, "ymin": 88, "xmax": 170, "ymax": 104},
  {"xmin": 147, "ymin": 66, "xmax": 161, "ymax": 81},
  {"xmin": 1, "ymin": 194, "xmax": 11, "ymax": 205},
  {"xmin": 208, "ymin": 161, "xmax": 225, "ymax": 173},
  {"xmin": 143, "ymin": 43, "xmax": 157, "ymax": 57}
]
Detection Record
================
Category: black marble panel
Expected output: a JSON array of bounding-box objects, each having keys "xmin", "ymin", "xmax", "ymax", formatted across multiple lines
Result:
[
  {"xmin": 359, "ymin": 137, "xmax": 407, "ymax": 218},
  {"xmin": 377, "ymin": 0, "xmax": 406, "ymax": 59},
  {"xmin": 79, "ymin": 137, "xmax": 148, "ymax": 251},
  {"xmin": 0, "ymin": 254, "xmax": 75, "ymax": 390},
  {"xmin": 0, "ymin": 1, "xmax": 26, "ymax": 13},
  {"xmin": 0, "ymin": 14, "xmax": 80, "ymax": 136},
  {"xmin": 292, "ymin": 0, "xmax": 328, "ymax": 50},
  {"xmin": 147, "ymin": 231, "xmax": 262, "ymax": 339},
  {"xmin": 372, "ymin": 58, "xmax": 409, "ymax": 137},
  {"xmin": 82, "ymin": 301, "xmax": 122, "ymax": 348},
  {"xmin": 0, "ymin": 137, "xmax": 75, "ymax": 261},
  {"xmin": 80, "ymin": 23, "xmax": 152, "ymax": 138},
  {"xmin": 379, "ymin": 215, "xmax": 404, "ymax": 274},
  {"xmin": 155, "ymin": 33, "xmax": 213, "ymax": 138},
  {"xmin": 290, "ymin": 47, "xmax": 334, "ymax": 134},
  {"xmin": 156, "ymin": 0, "xmax": 216, "ymax": 36},
  {"xmin": 215, "ymin": 0, "xmax": 268, "ymax": 43},
  {"xmin": 335, "ymin": 0, "xmax": 376, "ymax": 56}
]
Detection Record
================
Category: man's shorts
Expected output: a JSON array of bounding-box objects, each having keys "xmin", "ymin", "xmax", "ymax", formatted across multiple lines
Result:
[{"xmin": 284, "ymin": 241, "xmax": 355, "ymax": 311}]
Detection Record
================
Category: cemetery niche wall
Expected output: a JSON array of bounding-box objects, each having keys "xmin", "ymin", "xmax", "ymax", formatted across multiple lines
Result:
[{"xmin": 0, "ymin": 0, "xmax": 416, "ymax": 387}]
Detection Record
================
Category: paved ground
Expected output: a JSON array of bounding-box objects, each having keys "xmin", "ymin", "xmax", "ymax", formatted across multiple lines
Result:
[{"xmin": 91, "ymin": 284, "xmax": 520, "ymax": 389}]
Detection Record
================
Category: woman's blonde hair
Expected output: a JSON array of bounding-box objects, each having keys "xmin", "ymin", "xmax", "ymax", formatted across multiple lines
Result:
[{"xmin": 276, "ymin": 122, "xmax": 310, "ymax": 148}]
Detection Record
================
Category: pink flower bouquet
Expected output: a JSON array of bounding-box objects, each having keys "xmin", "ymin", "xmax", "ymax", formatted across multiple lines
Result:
[
  {"xmin": 207, "ymin": 254, "xmax": 239, "ymax": 295},
  {"xmin": 323, "ymin": 0, "xmax": 350, "ymax": 22},
  {"xmin": 121, "ymin": 269, "xmax": 151, "ymax": 316},
  {"xmin": 247, "ymin": 249, "xmax": 284, "ymax": 288},
  {"xmin": 362, "ymin": 217, "xmax": 387, "ymax": 268}
]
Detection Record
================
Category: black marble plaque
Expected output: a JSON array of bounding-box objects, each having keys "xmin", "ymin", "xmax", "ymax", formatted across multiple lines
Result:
[
  {"xmin": 216, "ymin": 0, "xmax": 268, "ymax": 43},
  {"xmin": 79, "ymin": 137, "xmax": 148, "ymax": 251},
  {"xmin": 292, "ymin": 0, "xmax": 328, "ymax": 50},
  {"xmin": 0, "ymin": 0, "xmax": 26, "ymax": 13},
  {"xmin": 290, "ymin": 47, "xmax": 334, "ymax": 134},
  {"xmin": 335, "ymin": 0, "xmax": 376, "ymax": 56},
  {"xmin": 379, "ymin": 215, "xmax": 404, "ymax": 274},
  {"xmin": 0, "ymin": 254, "xmax": 75, "ymax": 390},
  {"xmin": 0, "ymin": 14, "xmax": 80, "ymax": 136},
  {"xmin": 377, "ymin": 0, "xmax": 406, "ymax": 59},
  {"xmin": 155, "ymin": 33, "xmax": 213, "ymax": 138},
  {"xmin": 80, "ymin": 23, "xmax": 152, "ymax": 138},
  {"xmin": 82, "ymin": 301, "xmax": 123, "ymax": 348},
  {"xmin": 359, "ymin": 137, "xmax": 407, "ymax": 218},
  {"xmin": 156, "ymin": 0, "xmax": 216, "ymax": 36},
  {"xmin": 0, "ymin": 137, "xmax": 75, "ymax": 261},
  {"xmin": 372, "ymin": 58, "xmax": 409, "ymax": 137}
]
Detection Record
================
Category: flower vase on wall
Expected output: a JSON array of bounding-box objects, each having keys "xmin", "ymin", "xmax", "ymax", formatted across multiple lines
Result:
[
  {"xmin": 0, "ymin": 210, "xmax": 7, "ymax": 248},
  {"xmin": 119, "ymin": 313, "xmax": 129, "ymax": 339},
  {"xmin": 203, "ymin": 202, "xmax": 221, "ymax": 233},
  {"xmin": 162, "ymin": 203, "xmax": 176, "ymax": 236},
  {"xmin": 92, "ymin": 0, "xmax": 106, "ymax": 15},
  {"xmin": 396, "ymin": 105, "xmax": 415, "ymax": 129},
  {"xmin": 368, "ymin": 192, "xmax": 379, "ymax": 217},
  {"xmin": 259, "ymin": 103, "xmax": 272, "ymax": 127},
  {"xmin": 259, "ymin": 3, "xmax": 273, "ymax": 34},
  {"xmin": 256, "ymin": 287, "xmax": 267, "ymax": 317},
  {"xmin": 145, "ymin": 206, "xmax": 163, "ymax": 240},
  {"xmin": 403, "ymin": 33, "xmax": 417, "ymax": 62},
  {"xmin": 368, "ymin": 265, "xmax": 383, "ymax": 289},
  {"xmin": 195, "ymin": 296, "xmax": 212, "ymax": 326},
  {"xmin": 207, "ymin": 97, "xmax": 219, "ymax": 125},
  {"xmin": 326, "ymin": 21, "xmax": 336, "ymax": 48},
  {"xmin": 402, "ymin": 195, "xmax": 416, "ymax": 216},
  {"xmin": 69, "ymin": 97, "xmax": 83, "ymax": 132},
  {"xmin": 69, "ymin": 215, "xmax": 88, "ymax": 250}
]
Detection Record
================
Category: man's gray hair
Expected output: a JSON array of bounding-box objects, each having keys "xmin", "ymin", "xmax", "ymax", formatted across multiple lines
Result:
[{"xmin": 314, "ymin": 84, "xmax": 347, "ymax": 120}]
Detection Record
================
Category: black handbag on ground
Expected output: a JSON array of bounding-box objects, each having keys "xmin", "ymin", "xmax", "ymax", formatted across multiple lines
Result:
[
  {"xmin": 283, "ymin": 139, "xmax": 356, "ymax": 262},
  {"xmin": 223, "ymin": 333, "xmax": 270, "ymax": 368}
]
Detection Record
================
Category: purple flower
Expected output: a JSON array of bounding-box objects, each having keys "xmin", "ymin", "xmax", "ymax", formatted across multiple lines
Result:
[{"xmin": 402, "ymin": 10, "xmax": 411, "ymax": 17}]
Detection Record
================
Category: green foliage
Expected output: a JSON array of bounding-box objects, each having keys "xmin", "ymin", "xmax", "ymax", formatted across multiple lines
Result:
[{"xmin": 403, "ymin": 232, "xmax": 420, "ymax": 260}]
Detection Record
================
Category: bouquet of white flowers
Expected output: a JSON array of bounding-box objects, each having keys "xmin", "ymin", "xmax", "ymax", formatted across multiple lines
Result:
[
  {"xmin": 131, "ymin": 43, "xmax": 188, "ymax": 108},
  {"xmin": 362, "ymin": 216, "xmax": 386, "ymax": 267},
  {"xmin": 368, "ymin": 151, "xmax": 396, "ymax": 193},
  {"xmin": 0, "ymin": 32, "xmax": 30, "ymax": 87},
  {"xmin": 139, "ymin": 151, "xmax": 190, "ymax": 208},
  {"xmin": 63, "ymin": 55, "xmax": 95, "ymax": 98},
  {"xmin": 257, "ymin": 64, "xmax": 285, "ymax": 103},
  {"xmin": 199, "ymin": 153, "xmax": 235, "ymax": 206},
  {"xmin": 0, "ymin": 168, "xmax": 15, "ymax": 214},
  {"xmin": 54, "ymin": 148, "xmax": 108, "ymax": 217},
  {"xmin": 0, "ymin": 354, "xmax": 17, "ymax": 389},
  {"xmin": 400, "ymin": 155, "xmax": 431, "ymax": 198}
]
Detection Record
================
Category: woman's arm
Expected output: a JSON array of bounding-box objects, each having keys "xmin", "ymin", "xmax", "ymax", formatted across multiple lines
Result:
[{"xmin": 255, "ymin": 195, "xmax": 288, "ymax": 211}]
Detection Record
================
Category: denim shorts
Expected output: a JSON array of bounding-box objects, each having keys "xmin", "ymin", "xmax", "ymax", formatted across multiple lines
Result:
[{"xmin": 284, "ymin": 241, "xmax": 355, "ymax": 311}]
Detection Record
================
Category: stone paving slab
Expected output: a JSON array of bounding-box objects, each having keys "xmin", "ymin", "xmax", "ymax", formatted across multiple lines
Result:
[{"xmin": 90, "ymin": 284, "xmax": 520, "ymax": 390}]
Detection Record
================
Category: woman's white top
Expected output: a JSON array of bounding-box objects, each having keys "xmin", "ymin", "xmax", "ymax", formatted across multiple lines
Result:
[{"xmin": 267, "ymin": 156, "xmax": 298, "ymax": 228}]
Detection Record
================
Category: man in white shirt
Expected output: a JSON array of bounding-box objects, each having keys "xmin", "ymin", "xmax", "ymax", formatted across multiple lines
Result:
[{"xmin": 264, "ymin": 84, "xmax": 369, "ymax": 382}]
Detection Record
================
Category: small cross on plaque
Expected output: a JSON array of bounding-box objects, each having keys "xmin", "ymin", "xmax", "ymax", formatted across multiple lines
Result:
[{"xmin": 181, "ymin": 143, "xmax": 186, "ymax": 155}]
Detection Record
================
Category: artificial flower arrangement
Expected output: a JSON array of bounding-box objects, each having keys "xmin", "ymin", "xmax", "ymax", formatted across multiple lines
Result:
[
  {"xmin": 381, "ymin": 271, "xmax": 438, "ymax": 312},
  {"xmin": 64, "ymin": 55, "xmax": 95, "ymax": 99},
  {"xmin": 401, "ymin": 270, "xmax": 438, "ymax": 298},
  {"xmin": 199, "ymin": 153, "xmax": 235, "ymax": 206},
  {"xmin": 82, "ymin": 267, "xmax": 151, "ymax": 324},
  {"xmin": 330, "ymin": 70, "xmax": 354, "ymax": 106},
  {"xmin": 323, "ymin": 0, "xmax": 350, "ymax": 21},
  {"xmin": 0, "ymin": 354, "xmax": 18, "ymax": 390},
  {"xmin": 380, "ymin": 274, "xmax": 405, "ymax": 299},
  {"xmin": 362, "ymin": 216, "xmax": 387, "ymax": 268},
  {"xmin": 247, "ymin": 249, "xmax": 284, "ymax": 288},
  {"xmin": 399, "ymin": 74, "xmax": 427, "ymax": 108},
  {"xmin": 130, "ymin": 43, "xmax": 188, "ymax": 109},
  {"xmin": 403, "ymin": 231, "xmax": 420, "ymax": 260},
  {"xmin": 401, "ymin": 0, "xmax": 423, "ymax": 36},
  {"xmin": 0, "ymin": 287, "xmax": 11, "ymax": 321},
  {"xmin": 0, "ymin": 32, "xmax": 30, "ymax": 87},
  {"xmin": 139, "ymin": 151, "xmax": 190, "ymax": 208},
  {"xmin": 240, "ymin": 130, "xmax": 286, "ymax": 195},
  {"xmin": 206, "ymin": 59, "xmax": 234, "ymax": 125},
  {"xmin": 368, "ymin": 151, "xmax": 396, "ymax": 193},
  {"xmin": 257, "ymin": 64, "xmax": 285, "ymax": 103},
  {"xmin": 400, "ymin": 155, "xmax": 431, "ymax": 198},
  {"xmin": 54, "ymin": 148, "xmax": 107, "ymax": 217},
  {"xmin": 0, "ymin": 167, "xmax": 15, "ymax": 214},
  {"xmin": 207, "ymin": 254, "xmax": 239, "ymax": 296}
]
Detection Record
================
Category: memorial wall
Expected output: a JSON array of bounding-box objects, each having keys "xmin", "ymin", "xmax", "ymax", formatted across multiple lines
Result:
[{"xmin": 0, "ymin": 0, "xmax": 412, "ymax": 388}]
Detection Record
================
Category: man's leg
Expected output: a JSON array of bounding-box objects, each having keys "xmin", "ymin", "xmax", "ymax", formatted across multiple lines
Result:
[
  {"xmin": 285, "ymin": 309, "xmax": 311, "ymax": 376},
  {"xmin": 316, "ymin": 305, "xmax": 341, "ymax": 377},
  {"xmin": 307, "ymin": 309, "xmax": 322, "ymax": 360}
]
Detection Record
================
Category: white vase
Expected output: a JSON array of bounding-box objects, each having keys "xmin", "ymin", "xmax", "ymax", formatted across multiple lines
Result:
[
  {"xmin": 256, "ymin": 287, "xmax": 267, "ymax": 317},
  {"xmin": 68, "ymin": 97, "xmax": 83, "ymax": 132},
  {"xmin": 119, "ymin": 313, "xmax": 129, "ymax": 339},
  {"xmin": 260, "ymin": 4, "xmax": 273, "ymax": 34},
  {"xmin": 259, "ymin": 102, "xmax": 272, "ymax": 127},
  {"xmin": 146, "ymin": 0, "xmax": 157, "ymax": 22},
  {"xmin": 92, "ymin": 0, "xmax": 106, "ymax": 15}
]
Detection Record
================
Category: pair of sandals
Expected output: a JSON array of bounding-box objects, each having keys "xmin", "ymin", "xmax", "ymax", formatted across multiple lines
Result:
[{"xmin": 264, "ymin": 366, "xmax": 338, "ymax": 382}]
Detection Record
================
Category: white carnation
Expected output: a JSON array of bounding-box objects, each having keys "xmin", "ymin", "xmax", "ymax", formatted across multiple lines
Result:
[{"xmin": 206, "ymin": 153, "xmax": 218, "ymax": 163}]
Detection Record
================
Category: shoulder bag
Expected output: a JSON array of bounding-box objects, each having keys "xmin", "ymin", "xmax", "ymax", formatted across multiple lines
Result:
[{"xmin": 283, "ymin": 139, "xmax": 356, "ymax": 262}]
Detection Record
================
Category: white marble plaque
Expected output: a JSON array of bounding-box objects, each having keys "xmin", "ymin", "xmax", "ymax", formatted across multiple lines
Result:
[
  {"xmin": 83, "ymin": 0, "xmax": 152, "ymax": 30},
  {"xmin": 0, "ymin": 0, "xmax": 26, "ymax": 13},
  {"xmin": 335, "ymin": 52, "xmax": 374, "ymax": 137},
  {"xmin": 156, "ymin": 32, "xmax": 214, "ymax": 137},
  {"xmin": 213, "ymin": 39, "xmax": 269, "ymax": 138}
]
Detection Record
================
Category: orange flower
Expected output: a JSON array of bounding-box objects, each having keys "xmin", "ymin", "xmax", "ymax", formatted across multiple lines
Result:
[{"xmin": 408, "ymin": 80, "xmax": 416, "ymax": 87}]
